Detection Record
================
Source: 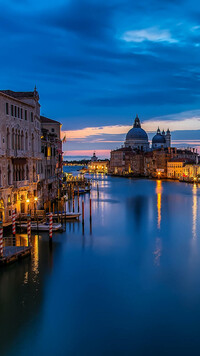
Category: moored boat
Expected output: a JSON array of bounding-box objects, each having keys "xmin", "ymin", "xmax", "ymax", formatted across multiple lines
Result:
[{"xmin": 16, "ymin": 222, "xmax": 62, "ymax": 231}]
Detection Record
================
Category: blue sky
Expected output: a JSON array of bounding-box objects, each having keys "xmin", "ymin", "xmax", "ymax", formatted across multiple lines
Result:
[{"xmin": 1, "ymin": 0, "xmax": 200, "ymax": 157}]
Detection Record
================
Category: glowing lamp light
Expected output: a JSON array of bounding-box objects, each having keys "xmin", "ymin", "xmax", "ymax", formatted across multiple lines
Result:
[
  {"xmin": 34, "ymin": 197, "xmax": 38, "ymax": 201},
  {"xmin": 26, "ymin": 199, "xmax": 30, "ymax": 203}
]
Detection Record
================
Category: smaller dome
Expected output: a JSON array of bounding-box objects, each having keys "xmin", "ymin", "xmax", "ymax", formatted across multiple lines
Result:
[{"xmin": 152, "ymin": 133, "xmax": 166, "ymax": 144}]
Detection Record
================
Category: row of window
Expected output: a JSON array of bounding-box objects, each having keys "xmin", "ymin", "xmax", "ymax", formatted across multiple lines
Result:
[
  {"xmin": 168, "ymin": 165, "xmax": 183, "ymax": 168},
  {"xmin": 6, "ymin": 103, "xmax": 34, "ymax": 122}
]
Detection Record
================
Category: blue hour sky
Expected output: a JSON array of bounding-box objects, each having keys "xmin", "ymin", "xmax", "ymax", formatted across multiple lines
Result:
[{"xmin": 1, "ymin": 0, "xmax": 200, "ymax": 157}]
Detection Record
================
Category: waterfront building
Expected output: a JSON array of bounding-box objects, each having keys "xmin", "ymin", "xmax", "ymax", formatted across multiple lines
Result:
[
  {"xmin": 0, "ymin": 88, "xmax": 42, "ymax": 222},
  {"xmin": 110, "ymin": 114, "xmax": 199, "ymax": 178},
  {"xmin": 0, "ymin": 88, "xmax": 62, "ymax": 223},
  {"xmin": 144, "ymin": 149, "xmax": 171, "ymax": 178},
  {"xmin": 182, "ymin": 164, "xmax": 200, "ymax": 181},
  {"xmin": 40, "ymin": 116, "xmax": 63, "ymax": 205},
  {"xmin": 88, "ymin": 160, "xmax": 109, "ymax": 173},
  {"xmin": 167, "ymin": 159, "xmax": 186, "ymax": 179},
  {"xmin": 110, "ymin": 147, "xmax": 143, "ymax": 175}
]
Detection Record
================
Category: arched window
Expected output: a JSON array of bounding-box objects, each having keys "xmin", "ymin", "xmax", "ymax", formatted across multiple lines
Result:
[
  {"xmin": 31, "ymin": 133, "xmax": 34, "ymax": 152},
  {"xmin": 18, "ymin": 130, "xmax": 20, "ymax": 150},
  {"xmin": 6, "ymin": 128, "xmax": 10, "ymax": 149},
  {"xmin": 15, "ymin": 130, "xmax": 18, "ymax": 150},
  {"xmin": 21, "ymin": 131, "xmax": 24, "ymax": 150},
  {"xmin": 12, "ymin": 128, "xmax": 15, "ymax": 150},
  {"xmin": 25, "ymin": 132, "xmax": 28, "ymax": 151},
  {"xmin": 7, "ymin": 165, "xmax": 11, "ymax": 185}
]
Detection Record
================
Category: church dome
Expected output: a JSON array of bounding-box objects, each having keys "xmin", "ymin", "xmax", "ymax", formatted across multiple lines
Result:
[
  {"xmin": 124, "ymin": 115, "xmax": 149, "ymax": 151},
  {"xmin": 126, "ymin": 127, "xmax": 148, "ymax": 141},
  {"xmin": 152, "ymin": 128, "xmax": 166, "ymax": 144},
  {"xmin": 126, "ymin": 115, "xmax": 148, "ymax": 142}
]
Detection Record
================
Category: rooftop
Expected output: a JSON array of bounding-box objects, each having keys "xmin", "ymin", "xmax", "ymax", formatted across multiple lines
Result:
[
  {"xmin": 40, "ymin": 115, "xmax": 61, "ymax": 125},
  {"xmin": 0, "ymin": 89, "xmax": 38, "ymax": 99}
]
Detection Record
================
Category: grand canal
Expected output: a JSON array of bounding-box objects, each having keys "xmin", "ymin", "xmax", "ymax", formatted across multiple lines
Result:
[{"xmin": 1, "ymin": 174, "xmax": 200, "ymax": 355}]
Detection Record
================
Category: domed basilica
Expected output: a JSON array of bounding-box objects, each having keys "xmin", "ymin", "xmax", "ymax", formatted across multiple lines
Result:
[{"xmin": 124, "ymin": 115, "xmax": 171, "ymax": 151}]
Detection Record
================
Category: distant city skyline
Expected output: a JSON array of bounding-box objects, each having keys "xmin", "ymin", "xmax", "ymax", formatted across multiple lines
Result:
[{"xmin": 1, "ymin": 0, "xmax": 200, "ymax": 157}]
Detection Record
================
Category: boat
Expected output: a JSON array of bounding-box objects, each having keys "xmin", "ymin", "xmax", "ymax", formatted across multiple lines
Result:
[
  {"xmin": 17, "ymin": 222, "xmax": 62, "ymax": 231},
  {"xmin": 64, "ymin": 212, "xmax": 81, "ymax": 219},
  {"xmin": 46, "ymin": 212, "xmax": 81, "ymax": 220}
]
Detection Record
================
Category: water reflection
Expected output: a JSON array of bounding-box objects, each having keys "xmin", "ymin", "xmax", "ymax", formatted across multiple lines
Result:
[
  {"xmin": 153, "ymin": 238, "xmax": 162, "ymax": 266},
  {"xmin": 156, "ymin": 180, "xmax": 162, "ymax": 229},
  {"xmin": 192, "ymin": 184, "xmax": 197, "ymax": 240},
  {"xmin": 3, "ymin": 174, "xmax": 200, "ymax": 356}
]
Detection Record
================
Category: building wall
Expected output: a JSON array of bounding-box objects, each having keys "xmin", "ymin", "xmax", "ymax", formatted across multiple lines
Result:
[
  {"xmin": 88, "ymin": 161, "xmax": 109, "ymax": 173},
  {"xmin": 167, "ymin": 162, "xmax": 184, "ymax": 179},
  {"xmin": 0, "ymin": 92, "xmax": 43, "ymax": 222},
  {"xmin": 0, "ymin": 91, "xmax": 62, "ymax": 222}
]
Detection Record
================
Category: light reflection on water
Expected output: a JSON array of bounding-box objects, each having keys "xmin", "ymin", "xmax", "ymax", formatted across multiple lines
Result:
[
  {"xmin": 192, "ymin": 184, "xmax": 197, "ymax": 240},
  {"xmin": 2, "ymin": 175, "xmax": 200, "ymax": 355}
]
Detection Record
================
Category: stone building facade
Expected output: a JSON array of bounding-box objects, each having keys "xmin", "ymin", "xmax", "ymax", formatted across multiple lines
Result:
[
  {"xmin": 40, "ymin": 116, "xmax": 62, "ymax": 205},
  {"xmin": 167, "ymin": 159, "xmax": 186, "ymax": 179},
  {"xmin": 110, "ymin": 114, "xmax": 199, "ymax": 179},
  {"xmin": 110, "ymin": 146, "xmax": 199, "ymax": 179},
  {"xmin": 0, "ymin": 89, "xmax": 62, "ymax": 223}
]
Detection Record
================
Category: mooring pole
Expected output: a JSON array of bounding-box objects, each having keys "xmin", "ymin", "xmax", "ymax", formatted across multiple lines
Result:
[
  {"xmin": 0, "ymin": 221, "xmax": 3, "ymax": 258},
  {"xmin": 49, "ymin": 212, "xmax": 53, "ymax": 240},
  {"xmin": 90, "ymin": 198, "xmax": 92, "ymax": 223},
  {"xmin": 12, "ymin": 209, "xmax": 16, "ymax": 246},
  {"xmin": 27, "ymin": 215, "xmax": 31, "ymax": 247},
  {"xmin": 77, "ymin": 187, "xmax": 80, "ymax": 212},
  {"xmin": 82, "ymin": 200, "xmax": 84, "ymax": 225},
  {"xmin": 72, "ymin": 188, "xmax": 75, "ymax": 213}
]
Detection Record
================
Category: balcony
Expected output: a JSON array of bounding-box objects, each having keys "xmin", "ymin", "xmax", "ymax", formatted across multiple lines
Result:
[
  {"xmin": 47, "ymin": 176, "xmax": 57, "ymax": 184},
  {"xmin": 13, "ymin": 180, "xmax": 29, "ymax": 189}
]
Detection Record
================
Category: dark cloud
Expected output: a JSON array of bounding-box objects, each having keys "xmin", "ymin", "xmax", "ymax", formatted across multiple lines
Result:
[
  {"xmin": 0, "ymin": 0, "xmax": 199, "ymax": 133},
  {"xmin": 41, "ymin": 0, "xmax": 115, "ymax": 41}
]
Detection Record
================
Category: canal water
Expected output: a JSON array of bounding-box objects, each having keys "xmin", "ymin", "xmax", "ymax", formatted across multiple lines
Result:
[{"xmin": 1, "ymin": 174, "xmax": 200, "ymax": 355}]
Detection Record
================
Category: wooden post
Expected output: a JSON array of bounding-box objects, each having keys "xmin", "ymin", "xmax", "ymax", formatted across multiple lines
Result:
[
  {"xmin": 49, "ymin": 201, "xmax": 51, "ymax": 213},
  {"xmin": 97, "ymin": 182, "xmax": 99, "ymax": 198},
  {"xmin": 90, "ymin": 198, "xmax": 92, "ymax": 222},
  {"xmin": 27, "ymin": 215, "xmax": 31, "ymax": 247},
  {"xmin": 49, "ymin": 212, "xmax": 53, "ymax": 239},
  {"xmin": 77, "ymin": 187, "xmax": 80, "ymax": 212},
  {"xmin": 0, "ymin": 221, "xmax": 3, "ymax": 258},
  {"xmin": 72, "ymin": 189, "xmax": 75, "ymax": 213},
  {"xmin": 53, "ymin": 203, "xmax": 55, "ymax": 214},
  {"xmin": 82, "ymin": 201, "xmax": 84, "ymax": 225}
]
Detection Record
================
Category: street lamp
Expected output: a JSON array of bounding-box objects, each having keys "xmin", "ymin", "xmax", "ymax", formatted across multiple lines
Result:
[
  {"xmin": 34, "ymin": 196, "xmax": 38, "ymax": 217},
  {"xmin": 26, "ymin": 199, "xmax": 30, "ymax": 215}
]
